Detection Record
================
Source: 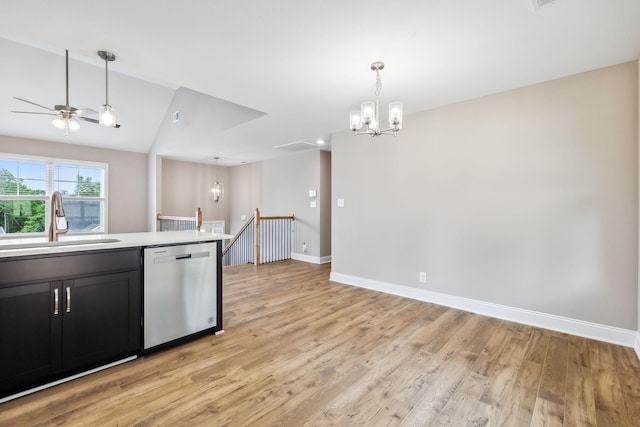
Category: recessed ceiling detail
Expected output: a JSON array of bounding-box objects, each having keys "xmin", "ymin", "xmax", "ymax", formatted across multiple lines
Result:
[
  {"xmin": 531, "ymin": 0, "xmax": 556, "ymax": 11},
  {"xmin": 274, "ymin": 141, "xmax": 318, "ymax": 152},
  {"xmin": 151, "ymin": 87, "xmax": 266, "ymax": 153}
]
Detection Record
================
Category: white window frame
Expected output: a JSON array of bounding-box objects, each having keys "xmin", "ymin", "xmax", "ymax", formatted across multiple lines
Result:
[{"xmin": 0, "ymin": 153, "xmax": 108, "ymax": 239}]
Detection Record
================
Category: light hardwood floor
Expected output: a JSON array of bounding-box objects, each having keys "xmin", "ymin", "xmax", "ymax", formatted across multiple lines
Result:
[{"xmin": 1, "ymin": 260, "xmax": 639, "ymax": 426}]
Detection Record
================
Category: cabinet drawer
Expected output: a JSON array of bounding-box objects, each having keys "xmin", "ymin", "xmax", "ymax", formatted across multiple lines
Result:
[{"xmin": 0, "ymin": 248, "xmax": 140, "ymax": 286}]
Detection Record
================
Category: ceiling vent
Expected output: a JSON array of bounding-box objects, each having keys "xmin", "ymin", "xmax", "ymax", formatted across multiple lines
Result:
[
  {"xmin": 274, "ymin": 141, "xmax": 317, "ymax": 152},
  {"xmin": 531, "ymin": 0, "xmax": 556, "ymax": 10}
]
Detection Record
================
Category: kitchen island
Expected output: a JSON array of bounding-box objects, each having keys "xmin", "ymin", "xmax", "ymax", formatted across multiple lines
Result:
[
  {"xmin": 0, "ymin": 230, "xmax": 232, "ymax": 402},
  {"xmin": 0, "ymin": 230, "xmax": 232, "ymax": 258}
]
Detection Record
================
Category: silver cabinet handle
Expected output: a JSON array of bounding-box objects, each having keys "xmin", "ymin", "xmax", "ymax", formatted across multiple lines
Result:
[
  {"xmin": 66, "ymin": 286, "xmax": 71, "ymax": 313},
  {"xmin": 54, "ymin": 288, "xmax": 59, "ymax": 315}
]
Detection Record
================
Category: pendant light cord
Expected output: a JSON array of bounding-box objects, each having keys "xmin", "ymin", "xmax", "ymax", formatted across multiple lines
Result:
[{"xmin": 104, "ymin": 57, "xmax": 109, "ymax": 105}]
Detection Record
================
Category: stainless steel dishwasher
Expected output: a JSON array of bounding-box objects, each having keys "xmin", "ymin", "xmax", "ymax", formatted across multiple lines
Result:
[{"xmin": 143, "ymin": 242, "xmax": 217, "ymax": 350}]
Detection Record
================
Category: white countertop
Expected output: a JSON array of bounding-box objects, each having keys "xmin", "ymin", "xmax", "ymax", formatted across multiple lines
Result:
[{"xmin": 0, "ymin": 231, "xmax": 234, "ymax": 259}]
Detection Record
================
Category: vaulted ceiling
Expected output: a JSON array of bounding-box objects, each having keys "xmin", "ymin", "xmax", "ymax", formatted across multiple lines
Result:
[{"xmin": 1, "ymin": 0, "xmax": 639, "ymax": 166}]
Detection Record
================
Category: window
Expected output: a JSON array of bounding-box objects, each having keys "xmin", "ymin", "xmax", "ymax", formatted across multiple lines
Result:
[{"xmin": 0, "ymin": 154, "xmax": 107, "ymax": 236}]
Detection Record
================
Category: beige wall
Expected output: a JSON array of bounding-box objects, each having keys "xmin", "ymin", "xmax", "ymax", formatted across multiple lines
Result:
[
  {"xmin": 228, "ymin": 162, "xmax": 261, "ymax": 234},
  {"xmin": 332, "ymin": 61, "xmax": 639, "ymax": 330},
  {"xmin": 229, "ymin": 150, "xmax": 331, "ymax": 259},
  {"xmin": 0, "ymin": 135, "xmax": 148, "ymax": 233},
  {"xmin": 160, "ymin": 158, "xmax": 230, "ymax": 231},
  {"xmin": 319, "ymin": 150, "xmax": 332, "ymax": 258}
]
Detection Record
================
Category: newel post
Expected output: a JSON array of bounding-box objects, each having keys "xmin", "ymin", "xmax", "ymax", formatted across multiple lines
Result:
[
  {"xmin": 196, "ymin": 207, "xmax": 202, "ymax": 231},
  {"xmin": 254, "ymin": 208, "xmax": 260, "ymax": 265}
]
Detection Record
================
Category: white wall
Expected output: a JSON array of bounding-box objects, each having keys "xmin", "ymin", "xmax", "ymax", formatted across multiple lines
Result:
[
  {"xmin": 0, "ymin": 135, "xmax": 148, "ymax": 233},
  {"xmin": 332, "ymin": 61, "xmax": 638, "ymax": 330}
]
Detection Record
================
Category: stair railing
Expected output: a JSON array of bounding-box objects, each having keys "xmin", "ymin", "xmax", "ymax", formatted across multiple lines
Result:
[
  {"xmin": 156, "ymin": 208, "xmax": 225, "ymax": 233},
  {"xmin": 223, "ymin": 208, "xmax": 294, "ymax": 266}
]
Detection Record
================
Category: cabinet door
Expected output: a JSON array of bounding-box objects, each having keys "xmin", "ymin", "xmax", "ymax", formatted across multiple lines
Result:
[
  {"xmin": 0, "ymin": 281, "xmax": 62, "ymax": 396},
  {"xmin": 63, "ymin": 271, "xmax": 140, "ymax": 371}
]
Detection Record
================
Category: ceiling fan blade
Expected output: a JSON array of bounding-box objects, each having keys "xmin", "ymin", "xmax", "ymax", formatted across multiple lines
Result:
[
  {"xmin": 11, "ymin": 110, "xmax": 59, "ymax": 116},
  {"xmin": 75, "ymin": 108, "xmax": 98, "ymax": 116},
  {"xmin": 13, "ymin": 97, "xmax": 54, "ymax": 111},
  {"xmin": 77, "ymin": 116, "xmax": 99, "ymax": 124},
  {"xmin": 77, "ymin": 115, "xmax": 121, "ymax": 128}
]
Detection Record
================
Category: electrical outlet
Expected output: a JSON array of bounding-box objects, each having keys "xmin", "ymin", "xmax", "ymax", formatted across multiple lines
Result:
[
  {"xmin": 303, "ymin": 242, "xmax": 307, "ymax": 253},
  {"xmin": 419, "ymin": 272, "xmax": 427, "ymax": 283}
]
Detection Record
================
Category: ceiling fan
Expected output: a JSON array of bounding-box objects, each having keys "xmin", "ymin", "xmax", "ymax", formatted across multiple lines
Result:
[{"xmin": 11, "ymin": 49, "xmax": 120, "ymax": 135}]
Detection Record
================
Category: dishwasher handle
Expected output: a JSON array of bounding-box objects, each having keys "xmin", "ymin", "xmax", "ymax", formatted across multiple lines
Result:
[{"xmin": 152, "ymin": 250, "xmax": 210, "ymax": 264}]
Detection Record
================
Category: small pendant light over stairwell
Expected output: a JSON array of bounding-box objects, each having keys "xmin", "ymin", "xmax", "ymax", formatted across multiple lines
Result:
[{"xmin": 209, "ymin": 157, "xmax": 224, "ymax": 203}]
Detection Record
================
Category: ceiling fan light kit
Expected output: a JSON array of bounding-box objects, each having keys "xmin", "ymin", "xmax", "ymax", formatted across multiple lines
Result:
[
  {"xmin": 349, "ymin": 61, "xmax": 403, "ymax": 138},
  {"xmin": 52, "ymin": 115, "xmax": 80, "ymax": 133},
  {"xmin": 11, "ymin": 48, "xmax": 121, "ymax": 135}
]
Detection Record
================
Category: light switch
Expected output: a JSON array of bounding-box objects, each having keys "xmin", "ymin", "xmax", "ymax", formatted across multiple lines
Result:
[
  {"xmin": 337, "ymin": 198, "xmax": 345, "ymax": 207},
  {"xmin": 310, "ymin": 201, "xmax": 317, "ymax": 208}
]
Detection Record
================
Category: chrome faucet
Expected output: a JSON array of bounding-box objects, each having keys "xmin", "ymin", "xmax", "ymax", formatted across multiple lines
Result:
[{"xmin": 48, "ymin": 191, "xmax": 68, "ymax": 242}]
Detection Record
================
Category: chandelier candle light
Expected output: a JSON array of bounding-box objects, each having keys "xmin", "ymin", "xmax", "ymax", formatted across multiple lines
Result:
[{"xmin": 350, "ymin": 62, "xmax": 403, "ymax": 137}]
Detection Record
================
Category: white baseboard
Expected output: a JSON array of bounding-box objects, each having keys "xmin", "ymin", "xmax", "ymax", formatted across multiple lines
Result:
[
  {"xmin": 291, "ymin": 253, "xmax": 331, "ymax": 264},
  {"xmin": 330, "ymin": 272, "xmax": 638, "ymax": 349}
]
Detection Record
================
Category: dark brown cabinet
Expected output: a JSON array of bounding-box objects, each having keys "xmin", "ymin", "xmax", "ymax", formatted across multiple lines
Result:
[
  {"xmin": 0, "ymin": 249, "xmax": 140, "ymax": 398},
  {"xmin": 62, "ymin": 271, "xmax": 140, "ymax": 372},
  {"xmin": 0, "ymin": 281, "xmax": 62, "ymax": 395}
]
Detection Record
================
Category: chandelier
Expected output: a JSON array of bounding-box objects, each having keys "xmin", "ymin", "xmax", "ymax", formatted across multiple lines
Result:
[{"xmin": 349, "ymin": 62, "xmax": 403, "ymax": 137}]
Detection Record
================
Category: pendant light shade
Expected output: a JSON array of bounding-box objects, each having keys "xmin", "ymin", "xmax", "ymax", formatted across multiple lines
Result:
[
  {"xmin": 210, "ymin": 181, "xmax": 224, "ymax": 202},
  {"xmin": 209, "ymin": 157, "xmax": 224, "ymax": 203},
  {"xmin": 99, "ymin": 104, "xmax": 116, "ymax": 127}
]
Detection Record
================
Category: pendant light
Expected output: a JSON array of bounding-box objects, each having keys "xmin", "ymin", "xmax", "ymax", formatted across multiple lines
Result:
[
  {"xmin": 209, "ymin": 157, "xmax": 224, "ymax": 203},
  {"xmin": 98, "ymin": 50, "xmax": 117, "ymax": 127}
]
